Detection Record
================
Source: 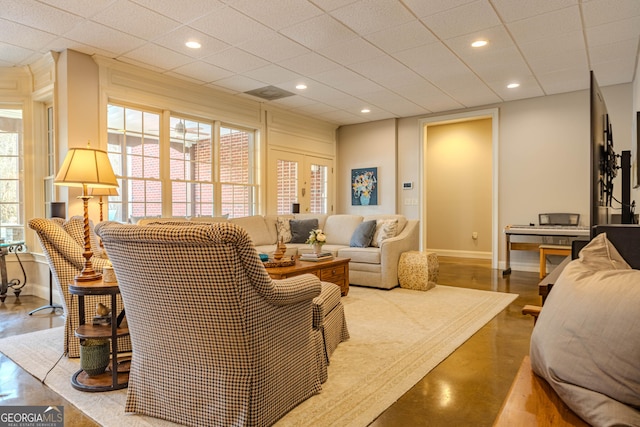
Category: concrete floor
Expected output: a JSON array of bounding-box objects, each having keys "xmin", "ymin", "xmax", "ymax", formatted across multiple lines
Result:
[{"xmin": 0, "ymin": 257, "xmax": 541, "ymax": 426}]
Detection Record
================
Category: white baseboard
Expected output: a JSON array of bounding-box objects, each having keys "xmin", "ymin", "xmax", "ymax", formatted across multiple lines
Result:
[{"xmin": 427, "ymin": 249, "xmax": 492, "ymax": 259}]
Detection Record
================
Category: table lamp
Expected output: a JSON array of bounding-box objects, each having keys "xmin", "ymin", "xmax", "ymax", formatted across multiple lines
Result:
[
  {"xmin": 89, "ymin": 187, "xmax": 119, "ymax": 222},
  {"xmin": 55, "ymin": 143, "xmax": 118, "ymax": 282}
]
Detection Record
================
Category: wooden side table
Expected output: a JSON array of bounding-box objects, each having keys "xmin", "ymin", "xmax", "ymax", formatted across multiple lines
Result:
[{"xmin": 69, "ymin": 278, "xmax": 129, "ymax": 392}]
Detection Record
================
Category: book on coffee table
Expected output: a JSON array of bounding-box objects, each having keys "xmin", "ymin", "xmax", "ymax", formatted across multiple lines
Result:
[{"xmin": 300, "ymin": 253, "xmax": 333, "ymax": 261}]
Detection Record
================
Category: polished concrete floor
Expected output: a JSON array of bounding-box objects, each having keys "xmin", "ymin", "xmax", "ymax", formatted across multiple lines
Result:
[{"xmin": 0, "ymin": 257, "xmax": 540, "ymax": 426}]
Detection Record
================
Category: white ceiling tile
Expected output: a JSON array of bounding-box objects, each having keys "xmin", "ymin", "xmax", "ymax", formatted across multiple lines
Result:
[
  {"xmin": 44, "ymin": 36, "xmax": 120, "ymax": 59},
  {"xmin": 310, "ymin": 0, "xmax": 360, "ymax": 12},
  {"xmin": 122, "ymin": 43, "xmax": 195, "ymax": 70},
  {"xmin": 190, "ymin": 5, "xmax": 273, "ymax": 46},
  {"xmin": 312, "ymin": 68, "xmax": 383, "ymax": 95},
  {"xmin": 295, "ymin": 101, "xmax": 341, "ymax": 115},
  {"xmin": 238, "ymin": 32, "xmax": 310, "ymax": 63},
  {"xmin": 420, "ymin": 1, "xmax": 501, "ymax": 40},
  {"xmin": 402, "ymin": 0, "xmax": 477, "ymax": 19},
  {"xmin": 585, "ymin": 16, "xmax": 640, "ymax": 47},
  {"xmin": 64, "ymin": 21, "xmax": 146, "ymax": 55},
  {"xmin": 349, "ymin": 56, "xmax": 424, "ymax": 88},
  {"xmin": 581, "ymin": 0, "xmax": 640, "ymax": 27},
  {"xmin": 0, "ymin": 0, "xmax": 83, "ymax": 34},
  {"xmin": 0, "ymin": 41, "xmax": 37, "ymax": 64},
  {"xmin": 270, "ymin": 94, "xmax": 318, "ymax": 109},
  {"xmin": 242, "ymin": 64, "xmax": 302, "ymax": 85},
  {"xmin": 228, "ymin": 0, "xmax": 323, "ymax": 30},
  {"xmin": 517, "ymin": 31, "xmax": 585, "ymax": 60},
  {"xmin": 591, "ymin": 56, "xmax": 637, "ymax": 86},
  {"xmin": 36, "ymin": 0, "xmax": 118, "ymax": 18},
  {"xmin": 394, "ymin": 82, "xmax": 463, "ymax": 111},
  {"xmin": 445, "ymin": 83, "xmax": 502, "ymax": 108},
  {"xmin": 169, "ymin": 61, "xmax": 234, "ymax": 83},
  {"xmin": 490, "ymin": 0, "xmax": 577, "ymax": 23},
  {"xmin": 280, "ymin": 14, "xmax": 357, "ymax": 50},
  {"xmin": 317, "ymin": 37, "xmax": 384, "ymax": 65},
  {"xmin": 278, "ymin": 52, "xmax": 340, "ymax": 76},
  {"xmin": 202, "ymin": 48, "xmax": 268, "ymax": 73},
  {"xmin": 130, "ymin": 0, "xmax": 226, "ymax": 24},
  {"xmin": 0, "ymin": 18, "xmax": 58, "ymax": 50},
  {"xmin": 208, "ymin": 74, "xmax": 265, "ymax": 92},
  {"xmin": 507, "ymin": 6, "xmax": 582, "ymax": 44},
  {"xmin": 112, "ymin": 55, "xmax": 166, "ymax": 74},
  {"xmin": 330, "ymin": 0, "xmax": 415, "ymax": 35},
  {"xmin": 393, "ymin": 42, "xmax": 472, "ymax": 84},
  {"xmin": 589, "ymin": 38, "xmax": 638, "ymax": 66},
  {"xmin": 536, "ymin": 67, "xmax": 591, "ymax": 94},
  {"xmin": 151, "ymin": 27, "xmax": 230, "ymax": 59},
  {"xmin": 365, "ymin": 20, "xmax": 437, "ymax": 54},
  {"xmin": 91, "ymin": 0, "xmax": 181, "ymax": 40},
  {"xmin": 487, "ymin": 75, "xmax": 544, "ymax": 100}
]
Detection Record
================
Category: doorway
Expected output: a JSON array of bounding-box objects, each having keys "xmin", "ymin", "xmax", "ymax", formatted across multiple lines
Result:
[{"xmin": 420, "ymin": 108, "xmax": 499, "ymax": 269}]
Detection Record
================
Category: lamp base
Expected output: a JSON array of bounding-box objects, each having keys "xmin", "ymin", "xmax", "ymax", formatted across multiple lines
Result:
[{"xmin": 75, "ymin": 272, "xmax": 103, "ymax": 283}]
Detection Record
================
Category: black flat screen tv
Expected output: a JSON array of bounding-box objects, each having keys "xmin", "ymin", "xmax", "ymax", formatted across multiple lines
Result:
[{"xmin": 590, "ymin": 70, "xmax": 609, "ymax": 234}]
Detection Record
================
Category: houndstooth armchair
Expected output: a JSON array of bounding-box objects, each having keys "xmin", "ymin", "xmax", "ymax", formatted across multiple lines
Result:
[
  {"xmin": 95, "ymin": 221, "xmax": 327, "ymax": 427},
  {"xmin": 28, "ymin": 217, "xmax": 132, "ymax": 358}
]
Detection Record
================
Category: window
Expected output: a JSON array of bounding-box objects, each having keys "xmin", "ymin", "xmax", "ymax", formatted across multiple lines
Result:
[
  {"xmin": 107, "ymin": 104, "xmax": 258, "ymax": 220},
  {"xmin": 44, "ymin": 106, "xmax": 55, "ymax": 216},
  {"xmin": 169, "ymin": 117, "xmax": 213, "ymax": 217},
  {"xmin": 0, "ymin": 108, "xmax": 23, "ymax": 241},
  {"xmin": 309, "ymin": 163, "xmax": 328, "ymax": 214},
  {"xmin": 276, "ymin": 159, "xmax": 298, "ymax": 215},
  {"xmin": 219, "ymin": 127, "xmax": 257, "ymax": 218},
  {"xmin": 107, "ymin": 105, "xmax": 161, "ymax": 222}
]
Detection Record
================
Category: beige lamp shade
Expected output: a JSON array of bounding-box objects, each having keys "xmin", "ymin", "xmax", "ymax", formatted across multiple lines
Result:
[
  {"xmin": 54, "ymin": 146, "xmax": 118, "ymax": 189},
  {"xmin": 89, "ymin": 187, "xmax": 119, "ymax": 197}
]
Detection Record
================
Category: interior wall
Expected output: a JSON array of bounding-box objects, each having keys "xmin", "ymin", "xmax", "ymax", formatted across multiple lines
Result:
[
  {"xmin": 336, "ymin": 118, "xmax": 397, "ymax": 214},
  {"xmin": 372, "ymin": 83, "xmax": 632, "ymax": 272},
  {"xmin": 426, "ymin": 119, "xmax": 492, "ymax": 257}
]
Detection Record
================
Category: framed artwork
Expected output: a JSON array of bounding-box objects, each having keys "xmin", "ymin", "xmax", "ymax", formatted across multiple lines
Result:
[{"xmin": 352, "ymin": 167, "xmax": 378, "ymax": 205}]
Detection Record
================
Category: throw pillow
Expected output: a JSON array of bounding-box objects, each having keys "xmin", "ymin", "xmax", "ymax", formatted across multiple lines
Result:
[
  {"xmin": 276, "ymin": 217, "xmax": 292, "ymax": 243},
  {"xmin": 530, "ymin": 234, "xmax": 640, "ymax": 426},
  {"xmin": 350, "ymin": 220, "xmax": 377, "ymax": 247},
  {"xmin": 372, "ymin": 219, "xmax": 398, "ymax": 247},
  {"xmin": 290, "ymin": 218, "xmax": 319, "ymax": 243}
]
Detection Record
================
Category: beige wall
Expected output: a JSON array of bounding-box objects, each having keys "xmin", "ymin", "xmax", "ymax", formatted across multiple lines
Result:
[
  {"xmin": 336, "ymin": 119, "xmax": 397, "ymax": 214},
  {"xmin": 342, "ymin": 83, "xmax": 633, "ymax": 272},
  {"xmin": 426, "ymin": 119, "xmax": 492, "ymax": 256}
]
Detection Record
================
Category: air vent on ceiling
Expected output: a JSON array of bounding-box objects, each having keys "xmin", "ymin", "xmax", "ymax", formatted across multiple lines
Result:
[{"xmin": 244, "ymin": 85, "xmax": 295, "ymax": 101}]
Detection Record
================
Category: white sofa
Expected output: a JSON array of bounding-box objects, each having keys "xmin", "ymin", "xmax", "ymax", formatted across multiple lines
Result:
[{"xmin": 137, "ymin": 214, "xmax": 419, "ymax": 290}]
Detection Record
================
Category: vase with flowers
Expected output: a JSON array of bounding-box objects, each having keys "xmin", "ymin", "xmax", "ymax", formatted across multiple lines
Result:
[{"xmin": 306, "ymin": 229, "xmax": 327, "ymax": 254}]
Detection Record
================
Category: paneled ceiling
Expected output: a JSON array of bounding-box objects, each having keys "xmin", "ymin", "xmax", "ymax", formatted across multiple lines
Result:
[{"xmin": 1, "ymin": 0, "xmax": 639, "ymax": 125}]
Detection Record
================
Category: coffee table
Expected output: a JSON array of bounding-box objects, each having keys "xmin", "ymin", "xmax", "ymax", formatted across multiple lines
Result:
[{"xmin": 265, "ymin": 257, "xmax": 350, "ymax": 296}]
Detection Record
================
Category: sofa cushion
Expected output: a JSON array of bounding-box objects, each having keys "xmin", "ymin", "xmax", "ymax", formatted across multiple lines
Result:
[
  {"xmin": 294, "ymin": 214, "xmax": 328, "ymax": 230},
  {"xmin": 530, "ymin": 233, "xmax": 640, "ymax": 426},
  {"xmin": 324, "ymin": 215, "xmax": 363, "ymax": 246},
  {"xmin": 371, "ymin": 219, "xmax": 398, "ymax": 247},
  {"xmin": 229, "ymin": 215, "xmax": 274, "ymax": 246},
  {"xmin": 290, "ymin": 219, "xmax": 318, "ymax": 243},
  {"xmin": 187, "ymin": 216, "xmax": 229, "ymax": 223},
  {"xmin": 337, "ymin": 247, "xmax": 381, "ymax": 264},
  {"xmin": 350, "ymin": 220, "xmax": 377, "ymax": 248}
]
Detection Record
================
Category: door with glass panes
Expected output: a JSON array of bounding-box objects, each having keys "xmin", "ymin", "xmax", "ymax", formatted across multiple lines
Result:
[{"xmin": 268, "ymin": 150, "xmax": 333, "ymax": 215}]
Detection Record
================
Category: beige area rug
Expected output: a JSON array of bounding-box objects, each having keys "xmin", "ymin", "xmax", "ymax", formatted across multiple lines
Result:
[{"xmin": 0, "ymin": 285, "xmax": 516, "ymax": 427}]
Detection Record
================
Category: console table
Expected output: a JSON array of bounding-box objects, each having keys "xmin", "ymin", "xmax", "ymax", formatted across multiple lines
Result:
[
  {"xmin": 69, "ymin": 278, "xmax": 129, "ymax": 392},
  {"xmin": 0, "ymin": 240, "xmax": 26, "ymax": 302}
]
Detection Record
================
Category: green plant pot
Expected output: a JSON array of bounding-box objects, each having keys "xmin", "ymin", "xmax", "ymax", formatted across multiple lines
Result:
[{"xmin": 80, "ymin": 339, "xmax": 110, "ymax": 377}]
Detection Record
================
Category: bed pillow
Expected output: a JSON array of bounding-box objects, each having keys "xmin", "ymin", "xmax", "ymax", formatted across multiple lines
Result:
[
  {"xmin": 350, "ymin": 220, "xmax": 377, "ymax": 248},
  {"xmin": 530, "ymin": 233, "xmax": 640, "ymax": 426},
  {"xmin": 371, "ymin": 219, "xmax": 398, "ymax": 247},
  {"xmin": 290, "ymin": 219, "xmax": 318, "ymax": 243}
]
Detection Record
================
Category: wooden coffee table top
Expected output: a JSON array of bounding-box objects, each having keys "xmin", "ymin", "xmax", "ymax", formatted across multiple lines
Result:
[
  {"xmin": 265, "ymin": 256, "xmax": 348, "ymax": 275},
  {"xmin": 265, "ymin": 256, "xmax": 350, "ymax": 296}
]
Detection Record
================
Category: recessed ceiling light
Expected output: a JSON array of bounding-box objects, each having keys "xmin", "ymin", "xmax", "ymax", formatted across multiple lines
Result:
[
  {"xmin": 361, "ymin": 108, "xmax": 371, "ymax": 114},
  {"xmin": 295, "ymin": 84, "xmax": 307, "ymax": 90},
  {"xmin": 507, "ymin": 83, "xmax": 520, "ymax": 89},
  {"xmin": 185, "ymin": 40, "xmax": 201, "ymax": 49},
  {"xmin": 471, "ymin": 40, "xmax": 488, "ymax": 48}
]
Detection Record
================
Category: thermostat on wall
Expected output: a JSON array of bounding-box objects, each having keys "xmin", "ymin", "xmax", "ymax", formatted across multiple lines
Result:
[{"xmin": 402, "ymin": 182, "xmax": 413, "ymax": 190}]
